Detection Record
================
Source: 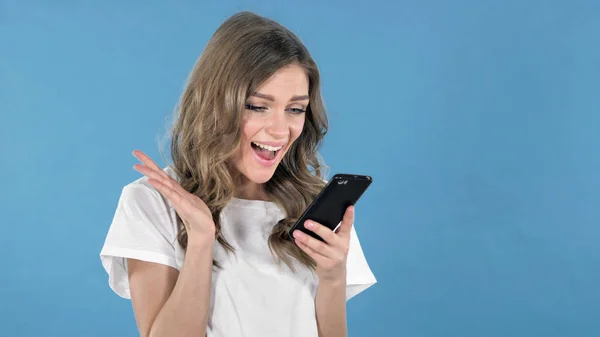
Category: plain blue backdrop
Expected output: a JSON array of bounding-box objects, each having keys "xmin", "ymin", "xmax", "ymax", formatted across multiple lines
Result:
[{"xmin": 1, "ymin": 0, "xmax": 599, "ymax": 336}]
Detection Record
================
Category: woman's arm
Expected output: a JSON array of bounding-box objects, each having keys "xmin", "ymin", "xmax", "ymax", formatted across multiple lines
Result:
[
  {"xmin": 293, "ymin": 206, "xmax": 357, "ymax": 337},
  {"xmin": 127, "ymin": 239, "xmax": 214, "ymax": 337},
  {"xmin": 127, "ymin": 150, "xmax": 218, "ymax": 337},
  {"xmin": 315, "ymin": 278, "xmax": 348, "ymax": 337}
]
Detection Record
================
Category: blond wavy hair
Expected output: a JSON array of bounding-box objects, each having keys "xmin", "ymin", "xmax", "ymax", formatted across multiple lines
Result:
[{"xmin": 165, "ymin": 11, "xmax": 328, "ymax": 271}]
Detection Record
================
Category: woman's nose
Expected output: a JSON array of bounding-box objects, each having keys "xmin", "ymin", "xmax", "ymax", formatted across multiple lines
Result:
[{"xmin": 266, "ymin": 111, "xmax": 289, "ymax": 139}]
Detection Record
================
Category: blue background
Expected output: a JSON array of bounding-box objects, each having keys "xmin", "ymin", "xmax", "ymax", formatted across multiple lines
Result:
[{"xmin": 1, "ymin": 0, "xmax": 599, "ymax": 336}]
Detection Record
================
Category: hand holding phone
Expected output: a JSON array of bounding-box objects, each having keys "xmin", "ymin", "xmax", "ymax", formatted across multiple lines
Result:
[{"xmin": 288, "ymin": 173, "xmax": 372, "ymax": 242}]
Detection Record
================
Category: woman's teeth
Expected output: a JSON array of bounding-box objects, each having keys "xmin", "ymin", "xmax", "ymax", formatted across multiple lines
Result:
[{"xmin": 251, "ymin": 142, "xmax": 283, "ymax": 152}]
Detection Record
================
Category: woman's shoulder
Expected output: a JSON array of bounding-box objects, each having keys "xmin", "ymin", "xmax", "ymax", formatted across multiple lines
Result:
[
  {"xmin": 109, "ymin": 166, "xmax": 180, "ymax": 241},
  {"xmin": 119, "ymin": 166, "xmax": 178, "ymax": 207},
  {"xmin": 102, "ymin": 165, "xmax": 181, "ymax": 255},
  {"xmin": 100, "ymin": 166, "xmax": 182, "ymax": 298}
]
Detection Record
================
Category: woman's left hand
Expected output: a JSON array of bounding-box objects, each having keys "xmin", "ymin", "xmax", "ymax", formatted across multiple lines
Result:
[{"xmin": 292, "ymin": 206, "xmax": 354, "ymax": 283}]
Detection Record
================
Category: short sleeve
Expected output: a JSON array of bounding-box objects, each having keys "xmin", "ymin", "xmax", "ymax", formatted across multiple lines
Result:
[
  {"xmin": 345, "ymin": 225, "xmax": 377, "ymax": 301},
  {"xmin": 99, "ymin": 181, "xmax": 181, "ymax": 299}
]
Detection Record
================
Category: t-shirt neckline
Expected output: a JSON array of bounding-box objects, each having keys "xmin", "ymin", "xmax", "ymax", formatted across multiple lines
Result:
[{"xmin": 227, "ymin": 196, "xmax": 278, "ymax": 210}]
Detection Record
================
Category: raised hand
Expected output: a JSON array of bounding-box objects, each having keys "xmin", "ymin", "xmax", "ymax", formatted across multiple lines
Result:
[
  {"xmin": 292, "ymin": 206, "xmax": 355, "ymax": 283},
  {"xmin": 132, "ymin": 150, "xmax": 216, "ymax": 244}
]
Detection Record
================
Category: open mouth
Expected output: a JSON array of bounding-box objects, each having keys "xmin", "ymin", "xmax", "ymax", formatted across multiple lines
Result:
[{"xmin": 251, "ymin": 141, "xmax": 284, "ymax": 161}]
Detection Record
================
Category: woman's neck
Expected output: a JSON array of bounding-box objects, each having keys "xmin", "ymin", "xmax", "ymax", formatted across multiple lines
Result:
[
  {"xmin": 234, "ymin": 184, "xmax": 269, "ymax": 201},
  {"xmin": 231, "ymin": 171, "xmax": 270, "ymax": 201}
]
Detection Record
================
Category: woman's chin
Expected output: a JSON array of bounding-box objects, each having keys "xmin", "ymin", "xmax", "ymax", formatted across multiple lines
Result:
[{"xmin": 246, "ymin": 168, "xmax": 277, "ymax": 184}]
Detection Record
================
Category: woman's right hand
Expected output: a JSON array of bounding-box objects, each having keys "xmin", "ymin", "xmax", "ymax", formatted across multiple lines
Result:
[{"xmin": 132, "ymin": 149, "xmax": 216, "ymax": 245}]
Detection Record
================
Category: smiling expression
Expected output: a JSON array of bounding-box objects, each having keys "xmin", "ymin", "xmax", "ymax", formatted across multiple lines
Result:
[{"xmin": 230, "ymin": 64, "xmax": 309, "ymax": 194}]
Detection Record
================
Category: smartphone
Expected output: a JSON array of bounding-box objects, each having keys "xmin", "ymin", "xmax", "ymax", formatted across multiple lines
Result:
[{"xmin": 288, "ymin": 173, "xmax": 373, "ymax": 242}]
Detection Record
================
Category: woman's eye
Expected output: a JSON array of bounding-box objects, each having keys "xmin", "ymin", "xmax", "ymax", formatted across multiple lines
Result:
[
  {"xmin": 288, "ymin": 107, "xmax": 307, "ymax": 114},
  {"xmin": 245, "ymin": 104, "xmax": 267, "ymax": 112}
]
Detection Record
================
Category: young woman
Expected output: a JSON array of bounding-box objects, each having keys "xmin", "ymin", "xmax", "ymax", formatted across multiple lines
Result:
[{"xmin": 100, "ymin": 11, "xmax": 376, "ymax": 337}]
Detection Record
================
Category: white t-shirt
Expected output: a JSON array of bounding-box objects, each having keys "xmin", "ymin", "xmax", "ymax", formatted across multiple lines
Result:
[{"xmin": 100, "ymin": 167, "xmax": 377, "ymax": 337}]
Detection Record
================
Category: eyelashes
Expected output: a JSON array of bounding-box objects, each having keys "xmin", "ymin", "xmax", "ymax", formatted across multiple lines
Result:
[
  {"xmin": 245, "ymin": 104, "xmax": 306, "ymax": 114},
  {"xmin": 245, "ymin": 104, "xmax": 267, "ymax": 112},
  {"xmin": 287, "ymin": 107, "xmax": 307, "ymax": 114}
]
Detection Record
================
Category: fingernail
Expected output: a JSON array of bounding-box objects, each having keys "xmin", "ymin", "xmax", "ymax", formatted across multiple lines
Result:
[
  {"xmin": 305, "ymin": 221, "xmax": 314, "ymax": 229},
  {"xmin": 293, "ymin": 230, "xmax": 304, "ymax": 238}
]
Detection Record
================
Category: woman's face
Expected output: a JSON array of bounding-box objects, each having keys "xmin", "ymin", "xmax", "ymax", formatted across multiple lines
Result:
[{"xmin": 231, "ymin": 64, "xmax": 309, "ymax": 192}]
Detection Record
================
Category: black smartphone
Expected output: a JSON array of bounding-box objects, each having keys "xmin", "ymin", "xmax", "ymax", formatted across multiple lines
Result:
[{"xmin": 288, "ymin": 173, "xmax": 373, "ymax": 242}]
